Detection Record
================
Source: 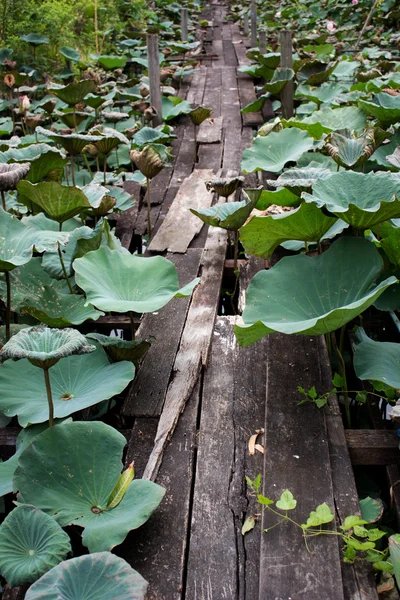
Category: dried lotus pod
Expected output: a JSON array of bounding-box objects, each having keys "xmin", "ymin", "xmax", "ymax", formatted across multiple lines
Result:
[
  {"xmin": 3, "ymin": 73, "xmax": 15, "ymax": 88},
  {"xmin": 24, "ymin": 114, "xmax": 45, "ymax": 132},
  {"xmin": 205, "ymin": 176, "xmax": 245, "ymax": 198},
  {"xmin": 82, "ymin": 143, "xmax": 99, "ymax": 157}
]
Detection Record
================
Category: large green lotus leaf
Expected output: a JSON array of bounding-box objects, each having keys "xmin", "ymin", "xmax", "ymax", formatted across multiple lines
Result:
[
  {"xmin": 353, "ymin": 327, "xmax": 400, "ymax": 389},
  {"xmin": 263, "ymin": 68, "xmax": 294, "ymax": 95},
  {"xmin": 49, "ymin": 80, "xmax": 97, "ymax": 106},
  {"xmin": 266, "ymin": 167, "xmax": 333, "ymax": 195},
  {"xmin": 0, "ymin": 505, "xmax": 71, "ymax": 587},
  {"xmin": 291, "ymin": 106, "xmax": 368, "ymax": 134},
  {"xmin": 387, "ymin": 148, "xmax": 400, "ymax": 170},
  {"xmin": 238, "ymin": 64, "xmax": 274, "ymax": 80},
  {"xmin": 296, "ymin": 82, "xmax": 346, "ymax": 106},
  {"xmin": 89, "ymin": 126, "xmax": 129, "ymax": 155},
  {"xmin": 35, "ymin": 127, "xmax": 103, "ymax": 156},
  {"xmin": 370, "ymin": 131, "xmax": 400, "ymax": 170},
  {"xmin": 0, "ymin": 258, "xmax": 103, "ymax": 329},
  {"xmin": 14, "ymin": 422, "xmax": 165, "ymax": 551},
  {"xmin": 234, "ymin": 237, "xmax": 397, "ymax": 346},
  {"xmin": 0, "ymin": 208, "xmax": 34, "ymax": 271},
  {"xmin": 241, "ymin": 129, "xmax": 314, "ymax": 174},
  {"xmin": 0, "ymin": 345, "xmax": 134, "ymax": 426},
  {"xmin": 378, "ymin": 222, "xmax": 400, "ymax": 267},
  {"xmin": 133, "ymin": 127, "xmax": 170, "ymax": 147},
  {"xmin": 256, "ymin": 188, "xmax": 301, "ymax": 210},
  {"xmin": 74, "ymin": 247, "xmax": 199, "ymax": 313},
  {"xmin": 359, "ymin": 93, "xmax": 400, "ymax": 126},
  {"xmin": 59, "ymin": 46, "xmax": 80, "ymax": 62},
  {"xmin": 17, "ymin": 181, "xmax": 91, "ymax": 223},
  {"xmin": 325, "ymin": 129, "xmax": 376, "ymax": 168},
  {"xmin": 98, "ymin": 55, "xmax": 127, "ymax": 69},
  {"xmin": 280, "ymin": 219, "xmax": 349, "ymax": 251},
  {"xmin": 332, "ymin": 60, "xmax": 361, "ymax": 79},
  {"xmin": 0, "ymin": 144, "xmax": 68, "ymax": 184},
  {"xmin": 250, "ymin": 51, "xmax": 280, "ymax": 68},
  {"xmin": 161, "ymin": 96, "xmax": 192, "ymax": 121},
  {"xmin": 106, "ymin": 186, "xmax": 135, "ymax": 212},
  {"xmin": 303, "ymin": 172, "xmax": 400, "ymax": 229},
  {"xmin": 239, "ymin": 202, "xmax": 337, "ymax": 258},
  {"xmin": 189, "ymin": 191, "xmax": 258, "ymax": 231},
  {"xmin": 25, "ymin": 552, "xmax": 147, "ymax": 600},
  {"xmin": 20, "ymin": 34, "xmax": 48, "ymax": 45},
  {"xmin": 297, "ymin": 60, "xmax": 338, "ymax": 85}
]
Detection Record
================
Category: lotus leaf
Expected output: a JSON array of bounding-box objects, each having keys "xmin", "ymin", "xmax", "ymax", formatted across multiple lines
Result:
[
  {"xmin": 87, "ymin": 333, "xmax": 152, "ymax": 363},
  {"xmin": 74, "ymin": 247, "xmax": 199, "ymax": 313},
  {"xmin": 280, "ymin": 219, "xmax": 349, "ymax": 251},
  {"xmin": 59, "ymin": 47, "xmax": 80, "ymax": 62},
  {"xmin": 35, "ymin": 127, "xmax": 103, "ymax": 157},
  {"xmin": 289, "ymin": 106, "xmax": 368, "ymax": 135},
  {"xmin": 0, "ymin": 343, "xmax": 134, "ymax": 425},
  {"xmin": 25, "ymin": 552, "xmax": 147, "ymax": 600},
  {"xmin": 240, "ymin": 202, "xmax": 337, "ymax": 258},
  {"xmin": 387, "ymin": 148, "xmax": 400, "ymax": 170},
  {"xmin": 0, "ymin": 505, "xmax": 71, "ymax": 587},
  {"xmin": 133, "ymin": 127, "xmax": 170, "ymax": 147},
  {"xmin": 7, "ymin": 146, "xmax": 68, "ymax": 184},
  {"xmin": 303, "ymin": 172, "xmax": 400, "ymax": 229},
  {"xmin": 325, "ymin": 128, "xmax": 377, "ymax": 168},
  {"xmin": 0, "ymin": 209, "xmax": 36, "ymax": 271},
  {"xmin": 0, "ymin": 162, "xmax": 30, "ymax": 191},
  {"xmin": 390, "ymin": 535, "xmax": 400, "ymax": 589},
  {"xmin": 0, "ymin": 326, "xmax": 95, "ymax": 367},
  {"xmin": 241, "ymin": 128, "xmax": 314, "ymax": 174},
  {"xmin": 263, "ymin": 68, "xmax": 294, "ymax": 95},
  {"xmin": 256, "ymin": 188, "xmax": 301, "ymax": 210},
  {"xmin": 234, "ymin": 237, "xmax": 397, "ymax": 346},
  {"xmin": 189, "ymin": 106, "xmax": 213, "ymax": 126},
  {"xmin": 377, "ymin": 221, "xmax": 400, "ymax": 267},
  {"xmin": 161, "ymin": 96, "xmax": 192, "ymax": 120},
  {"xmin": 353, "ymin": 327, "xmax": 400, "ymax": 389},
  {"xmin": 370, "ymin": 131, "xmax": 400, "ymax": 170},
  {"xmin": 359, "ymin": 93, "xmax": 400, "ymax": 126},
  {"xmin": 266, "ymin": 168, "xmax": 333, "ymax": 194},
  {"xmin": 20, "ymin": 34, "xmax": 49, "ymax": 46},
  {"xmin": 190, "ymin": 190, "xmax": 258, "ymax": 231},
  {"xmin": 49, "ymin": 80, "xmax": 97, "ymax": 106},
  {"xmin": 295, "ymin": 82, "xmax": 347, "ymax": 106},
  {"xmin": 14, "ymin": 422, "xmax": 165, "ymax": 551},
  {"xmin": 89, "ymin": 126, "xmax": 129, "ymax": 155},
  {"xmin": 98, "ymin": 55, "xmax": 127, "ymax": 69},
  {"xmin": 297, "ymin": 60, "xmax": 338, "ymax": 85},
  {"xmin": 17, "ymin": 181, "xmax": 91, "ymax": 223}
]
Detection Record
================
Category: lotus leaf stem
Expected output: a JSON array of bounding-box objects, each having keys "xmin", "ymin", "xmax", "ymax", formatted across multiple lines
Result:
[
  {"xmin": 73, "ymin": 106, "xmax": 78, "ymax": 133},
  {"xmin": 104, "ymin": 156, "xmax": 107, "ymax": 186},
  {"xmin": 5, "ymin": 270, "xmax": 11, "ymax": 342},
  {"xmin": 146, "ymin": 176, "xmax": 152, "ymax": 237},
  {"xmin": 57, "ymin": 242, "xmax": 74, "ymax": 294},
  {"xmin": 70, "ymin": 155, "xmax": 76, "ymax": 186},
  {"xmin": 1, "ymin": 190, "xmax": 5, "ymax": 211},
  {"xmin": 129, "ymin": 311, "xmax": 136, "ymax": 340},
  {"xmin": 193, "ymin": 125, "xmax": 197, "ymax": 164},
  {"xmin": 82, "ymin": 153, "xmax": 93, "ymax": 179},
  {"xmin": 331, "ymin": 327, "xmax": 351, "ymax": 428},
  {"xmin": 43, "ymin": 367, "xmax": 54, "ymax": 427}
]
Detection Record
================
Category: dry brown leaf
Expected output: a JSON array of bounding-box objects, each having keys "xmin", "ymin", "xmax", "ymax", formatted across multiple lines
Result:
[{"xmin": 255, "ymin": 444, "xmax": 264, "ymax": 454}]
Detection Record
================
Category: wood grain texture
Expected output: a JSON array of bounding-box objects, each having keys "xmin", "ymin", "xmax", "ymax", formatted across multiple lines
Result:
[
  {"xmin": 197, "ymin": 116, "xmax": 224, "ymax": 143},
  {"xmin": 143, "ymin": 225, "xmax": 227, "ymax": 480},
  {"xmin": 345, "ymin": 429, "xmax": 400, "ymax": 465},
  {"xmin": 148, "ymin": 169, "xmax": 213, "ymax": 253}
]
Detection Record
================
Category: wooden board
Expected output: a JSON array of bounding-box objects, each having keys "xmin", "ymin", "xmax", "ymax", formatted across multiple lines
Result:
[
  {"xmin": 345, "ymin": 429, "xmax": 400, "ymax": 465},
  {"xmin": 122, "ymin": 249, "xmax": 202, "ymax": 418},
  {"xmin": 142, "ymin": 225, "xmax": 227, "ymax": 481},
  {"xmin": 148, "ymin": 169, "xmax": 213, "ymax": 253},
  {"xmin": 260, "ymin": 333, "xmax": 345, "ymax": 600},
  {"xmin": 238, "ymin": 78, "xmax": 263, "ymax": 127},
  {"xmin": 185, "ymin": 316, "xmax": 267, "ymax": 600},
  {"xmin": 197, "ymin": 116, "xmax": 224, "ymax": 143}
]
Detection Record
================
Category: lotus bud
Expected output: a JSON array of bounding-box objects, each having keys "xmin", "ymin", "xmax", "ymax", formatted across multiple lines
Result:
[
  {"xmin": 3, "ymin": 74, "xmax": 15, "ymax": 88},
  {"xmin": 162, "ymin": 47, "xmax": 172, "ymax": 57},
  {"xmin": 106, "ymin": 462, "xmax": 135, "ymax": 510},
  {"xmin": 42, "ymin": 98, "xmax": 57, "ymax": 114},
  {"xmin": 140, "ymin": 85, "xmax": 149, "ymax": 98},
  {"xmin": 132, "ymin": 100, "xmax": 150, "ymax": 113},
  {"xmin": 189, "ymin": 105, "xmax": 213, "ymax": 126},
  {"xmin": 82, "ymin": 143, "xmax": 99, "ymax": 157},
  {"xmin": 124, "ymin": 125, "xmax": 140, "ymax": 140},
  {"xmin": 205, "ymin": 176, "xmax": 245, "ymax": 198},
  {"xmin": 326, "ymin": 20, "xmax": 336, "ymax": 32},
  {"xmin": 130, "ymin": 145, "xmax": 164, "ymax": 179},
  {"xmin": 114, "ymin": 68, "xmax": 123, "ymax": 78},
  {"xmin": 143, "ymin": 106, "xmax": 156, "ymax": 122},
  {"xmin": 19, "ymin": 95, "xmax": 30, "ymax": 112}
]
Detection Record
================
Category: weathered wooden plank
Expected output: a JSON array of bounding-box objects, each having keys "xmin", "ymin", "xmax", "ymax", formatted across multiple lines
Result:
[
  {"xmin": 319, "ymin": 337, "xmax": 379, "ymax": 600},
  {"xmin": 202, "ymin": 67, "xmax": 222, "ymax": 117},
  {"xmin": 196, "ymin": 141, "xmax": 223, "ymax": 171},
  {"xmin": 148, "ymin": 169, "xmax": 213, "ymax": 253},
  {"xmin": 120, "ymin": 383, "xmax": 200, "ymax": 599},
  {"xmin": 142, "ymin": 225, "xmax": 227, "ymax": 481},
  {"xmin": 186, "ymin": 65, "xmax": 207, "ymax": 105},
  {"xmin": 197, "ymin": 116, "xmax": 223, "ymax": 143},
  {"xmin": 345, "ymin": 429, "xmax": 400, "ymax": 465},
  {"xmin": 122, "ymin": 249, "xmax": 202, "ymax": 417},
  {"xmin": 260, "ymin": 333, "xmax": 345, "ymax": 600},
  {"xmin": 2, "ymin": 586, "xmax": 28, "ymax": 600},
  {"xmin": 223, "ymin": 40, "xmax": 239, "ymax": 66},
  {"xmin": 238, "ymin": 78, "xmax": 263, "ymax": 127},
  {"xmin": 238, "ymin": 256, "xmax": 264, "ymax": 312}
]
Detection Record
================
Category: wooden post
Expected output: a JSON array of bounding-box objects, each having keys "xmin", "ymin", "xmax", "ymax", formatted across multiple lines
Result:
[
  {"xmin": 146, "ymin": 33, "xmax": 162, "ymax": 126},
  {"xmin": 259, "ymin": 30, "xmax": 266, "ymax": 53},
  {"xmin": 250, "ymin": 0, "xmax": 257, "ymax": 48},
  {"xmin": 280, "ymin": 30, "xmax": 293, "ymax": 119},
  {"xmin": 243, "ymin": 13, "xmax": 249, "ymax": 37},
  {"xmin": 181, "ymin": 8, "xmax": 188, "ymax": 42}
]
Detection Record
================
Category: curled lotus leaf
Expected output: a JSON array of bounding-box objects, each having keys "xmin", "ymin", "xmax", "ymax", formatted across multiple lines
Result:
[
  {"xmin": 234, "ymin": 237, "xmax": 397, "ymax": 346},
  {"xmin": 325, "ymin": 128, "xmax": 377, "ymax": 168},
  {"xmin": 89, "ymin": 126, "xmax": 129, "ymax": 155},
  {"xmin": 189, "ymin": 105, "xmax": 213, "ymax": 126},
  {"xmin": 0, "ymin": 326, "xmax": 95, "ymax": 368},
  {"xmin": 81, "ymin": 184, "xmax": 117, "ymax": 216},
  {"xmin": 266, "ymin": 168, "xmax": 333, "ymax": 195},
  {"xmin": 256, "ymin": 188, "xmax": 301, "ymax": 210},
  {"xmin": 297, "ymin": 60, "xmax": 338, "ymax": 86},
  {"xmin": 49, "ymin": 80, "xmax": 97, "ymax": 106},
  {"xmin": 102, "ymin": 110, "xmax": 129, "ymax": 123},
  {"xmin": 353, "ymin": 327, "xmax": 400, "ymax": 390},
  {"xmin": 0, "ymin": 505, "xmax": 71, "ymax": 587},
  {"xmin": 190, "ymin": 189, "xmax": 258, "ymax": 231},
  {"xmin": 25, "ymin": 552, "xmax": 147, "ymax": 600},
  {"xmin": 56, "ymin": 110, "xmax": 92, "ymax": 129},
  {"xmin": 205, "ymin": 176, "xmax": 244, "ymax": 198},
  {"xmin": 130, "ymin": 145, "xmax": 165, "ymax": 179},
  {"xmin": 14, "ymin": 422, "xmax": 165, "ymax": 552},
  {"xmin": 0, "ymin": 209, "xmax": 36, "ymax": 271},
  {"xmin": 17, "ymin": 181, "xmax": 91, "ymax": 223},
  {"xmin": 35, "ymin": 127, "xmax": 103, "ymax": 156},
  {"xmin": 74, "ymin": 246, "xmax": 199, "ymax": 313},
  {"xmin": 387, "ymin": 148, "xmax": 400, "ymax": 170},
  {"xmin": 263, "ymin": 68, "xmax": 294, "ymax": 96},
  {"xmin": 302, "ymin": 171, "xmax": 400, "ymax": 229},
  {"xmin": 87, "ymin": 333, "xmax": 152, "ymax": 364},
  {"xmin": 132, "ymin": 127, "xmax": 170, "ymax": 147},
  {"xmin": 0, "ymin": 162, "xmax": 30, "ymax": 191},
  {"xmin": 358, "ymin": 93, "xmax": 400, "ymax": 126}
]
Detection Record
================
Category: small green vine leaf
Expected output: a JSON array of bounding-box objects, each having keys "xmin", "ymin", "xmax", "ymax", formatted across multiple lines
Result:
[
  {"xmin": 276, "ymin": 490, "xmax": 297, "ymax": 511},
  {"xmin": 346, "ymin": 538, "xmax": 376, "ymax": 551},
  {"xmin": 353, "ymin": 525, "xmax": 369, "ymax": 538},
  {"xmin": 257, "ymin": 494, "xmax": 274, "ymax": 506},
  {"xmin": 106, "ymin": 462, "xmax": 135, "ymax": 510},
  {"xmin": 341, "ymin": 515, "xmax": 368, "ymax": 531},
  {"xmin": 242, "ymin": 515, "xmax": 256, "ymax": 536},
  {"xmin": 302, "ymin": 503, "xmax": 334, "ymax": 529}
]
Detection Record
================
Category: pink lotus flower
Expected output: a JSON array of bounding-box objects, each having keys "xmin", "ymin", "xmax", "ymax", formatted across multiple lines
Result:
[
  {"xmin": 326, "ymin": 20, "xmax": 337, "ymax": 32},
  {"xmin": 352, "ymin": 0, "xmax": 358, "ymax": 5},
  {"xmin": 18, "ymin": 95, "xmax": 30, "ymax": 111}
]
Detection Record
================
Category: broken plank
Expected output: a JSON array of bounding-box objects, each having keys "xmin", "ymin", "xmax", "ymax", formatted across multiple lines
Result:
[
  {"xmin": 120, "ymin": 383, "xmax": 201, "ymax": 600},
  {"xmin": 148, "ymin": 169, "xmax": 213, "ymax": 253},
  {"xmin": 260, "ymin": 333, "xmax": 345, "ymax": 600},
  {"xmin": 185, "ymin": 316, "xmax": 267, "ymax": 600},
  {"xmin": 122, "ymin": 249, "xmax": 202, "ymax": 418},
  {"xmin": 142, "ymin": 225, "xmax": 227, "ymax": 481},
  {"xmin": 197, "ymin": 115, "xmax": 223, "ymax": 143}
]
